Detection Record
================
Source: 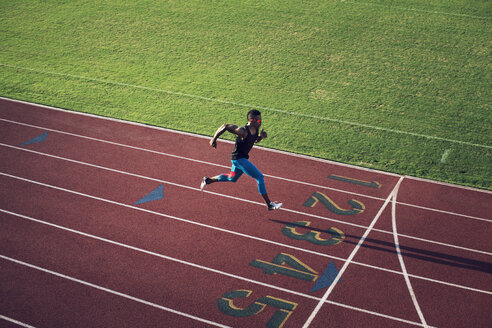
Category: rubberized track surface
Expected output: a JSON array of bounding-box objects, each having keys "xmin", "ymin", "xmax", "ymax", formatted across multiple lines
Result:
[{"xmin": 1, "ymin": 97, "xmax": 491, "ymax": 327}]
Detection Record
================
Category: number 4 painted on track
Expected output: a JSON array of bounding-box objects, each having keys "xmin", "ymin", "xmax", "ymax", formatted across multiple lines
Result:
[{"xmin": 249, "ymin": 253, "xmax": 319, "ymax": 282}]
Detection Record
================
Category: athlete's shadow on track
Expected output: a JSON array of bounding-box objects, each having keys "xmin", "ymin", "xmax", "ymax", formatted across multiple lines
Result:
[{"xmin": 269, "ymin": 219, "xmax": 492, "ymax": 275}]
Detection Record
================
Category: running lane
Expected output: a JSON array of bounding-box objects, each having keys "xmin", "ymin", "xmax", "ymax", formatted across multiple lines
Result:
[{"xmin": 1, "ymin": 97, "xmax": 491, "ymax": 327}]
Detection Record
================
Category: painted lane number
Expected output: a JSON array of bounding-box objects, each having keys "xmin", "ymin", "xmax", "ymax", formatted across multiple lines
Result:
[
  {"xmin": 282, "ymin": 221, "xmax": 345, "ymax": 246},
  {"xmin": 303, "ymin": 191, "xmax": 365, "ymax": 215},
  {"xmin": 250, "ymin": 253, "xmax": 319, "ymax": 282},
  {"xmin": 217, "ymin": 290, "xmax": 297, "ymax": 328}
]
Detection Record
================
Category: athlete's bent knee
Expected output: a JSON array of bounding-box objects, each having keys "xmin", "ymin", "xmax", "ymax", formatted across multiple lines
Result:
[{"xmin": 228, "ymin": 171, "xmax": 240, "ymax": 183}]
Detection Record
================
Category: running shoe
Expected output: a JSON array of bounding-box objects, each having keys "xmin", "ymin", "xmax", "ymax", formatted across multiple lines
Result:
[
  {"xmin": 200, "ymin": 177, "xmax": 208, "ymax": 191},
  {"xmin": 268, "ymin": 202, "xmax": 283, "ymax": 211}
]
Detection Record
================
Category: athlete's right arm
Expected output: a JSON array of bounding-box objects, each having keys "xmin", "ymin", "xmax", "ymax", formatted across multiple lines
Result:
[{"xmin": 210, "ymin": 124, "xmax": 246, "ymax": 148}]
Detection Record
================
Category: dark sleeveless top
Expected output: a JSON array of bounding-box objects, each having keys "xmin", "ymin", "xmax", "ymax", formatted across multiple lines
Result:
[{"xmin": 231, "ymin": 124, "xmax": 258, "ymax": 160}]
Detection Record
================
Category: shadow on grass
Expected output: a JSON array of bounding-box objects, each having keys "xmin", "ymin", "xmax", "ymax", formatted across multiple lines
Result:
[{"xmin": 269, "ymin": 219, "xmax": 492, "ymax": 275}]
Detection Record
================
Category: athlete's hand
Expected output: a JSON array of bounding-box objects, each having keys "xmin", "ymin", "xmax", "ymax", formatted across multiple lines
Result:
[
  {"xmin": 260, "ymin": 129, "xmax": 267, "ymax": 139},
  {"xmin": 210, "ymin": 139, "xmax": 217, "ymax": 148}
]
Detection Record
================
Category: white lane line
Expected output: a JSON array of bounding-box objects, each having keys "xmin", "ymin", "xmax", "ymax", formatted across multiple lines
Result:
[
  {"xmin": 394, "ymin": 232, "xmax": 492, "ymax": 256},
  {"xmin": 404, "ymin": 174, "xmax": 492, "ymax": 195},
  {"xmin": 1, "ymin": 118, "xmax": 490, "ymax": 223},
  {"xmin": 0, "ymin": 315, "xmax": 36, "ymax": 328},
  {"xmin": 0, "ymin": 117, "xmax": 368, "ymax": 195},
  {"xmin": 405, "ymin": 272, "xmax": 491, "ymax": 295},
  {"xmin": 2, "ymin": 143, "xmax": 491, "ymax": 257},
  {"xmin": 1, "ymin": 174, "xmax": 491, "ymax": 295},
  {"xmin": 0, "ymin": 96, "xmax": 399, "ymax": 176},
  {"xmin": 1, "ymin": 65, "xmax": 490, "ymax": 150},
  {"xmin": 302, "ymin": 177, "xmax": 404, "ymax": 328},
  {"xmin": 0, "ymin": 209, "xmax": 318, "ymax": 301},
  {"xmin": 392, "ymin": 180, "xmax": 428, "ymax": 327},
  {"xmin": 0, "ymin": 209, "xmax": 432, "ymax": 327},
  {"xmin": 317, "ymin": 299, "xmax": 435, "ymax": 328},
  {"xmin": 396, "ymin": 201, "xmax": 491, "ymax": 223},
  {"xmin": 0, "ymin": 255, "xmax": 231, "ymax": 328},
  {"xmin": 0, "ymin": 116, "xmax": 392, "ymax": 199},
  {"xmin": 340, "ymin": 0, "xmax": 492, "ymax": 20},
  {"xmin": 3, "ymin": 95, "xmax": 492, "ymax": 194}
]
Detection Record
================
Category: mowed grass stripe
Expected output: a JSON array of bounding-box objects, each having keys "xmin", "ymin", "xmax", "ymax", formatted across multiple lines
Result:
[{"xmin": 2, "ymin": 63, "xmax": 489, "ymax": 150}]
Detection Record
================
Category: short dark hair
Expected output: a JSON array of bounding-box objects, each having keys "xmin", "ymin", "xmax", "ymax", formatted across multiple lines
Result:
[{"xmin": 247, "ymin": 110, "xmax": 261, "ymax": 119}]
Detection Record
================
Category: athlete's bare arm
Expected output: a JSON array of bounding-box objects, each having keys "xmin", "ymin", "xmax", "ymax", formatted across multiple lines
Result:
[{"xmin": 210, "ymin": 124, "xmax": 247, "ymax": 148}]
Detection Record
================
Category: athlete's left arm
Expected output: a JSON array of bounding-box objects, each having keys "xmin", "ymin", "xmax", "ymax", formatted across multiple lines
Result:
[{"xmin": 256, "ymin": 129, "xmax": 267, "ymax": 143}]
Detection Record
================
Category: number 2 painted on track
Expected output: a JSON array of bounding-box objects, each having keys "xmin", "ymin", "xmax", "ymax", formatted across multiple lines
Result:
[{"xmin": 303, "ymin": 191, "xmax": 365, "ymax": 215}]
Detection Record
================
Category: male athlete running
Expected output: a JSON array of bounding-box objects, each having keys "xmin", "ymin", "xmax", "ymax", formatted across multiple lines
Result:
[{"xmin": 200, "ymin": 110, "xmax": 282, "ymax": 211}]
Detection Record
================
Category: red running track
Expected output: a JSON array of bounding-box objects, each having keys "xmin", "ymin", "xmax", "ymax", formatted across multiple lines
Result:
[{"xmin": 1, "ymin": 97, "xmax": 491, "ymax": 328}]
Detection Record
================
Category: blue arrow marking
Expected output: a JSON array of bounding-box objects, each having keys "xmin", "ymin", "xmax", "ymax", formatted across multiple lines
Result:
[
  {"xmin": 20, "ymin": 132, "xmax": 48, "ymax": 146},
  {"xmin": 134, "ymin": 184, "xmax": 164, "ymax": 205},
  {"xmin": 310, "ymin": 261, "xmax": 341, "ymax": 293}
]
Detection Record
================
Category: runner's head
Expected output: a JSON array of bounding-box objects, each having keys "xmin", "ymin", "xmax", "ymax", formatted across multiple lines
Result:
[{"xmin": 247, "ymin": 110, "xmax": 262, "ymax": 127}]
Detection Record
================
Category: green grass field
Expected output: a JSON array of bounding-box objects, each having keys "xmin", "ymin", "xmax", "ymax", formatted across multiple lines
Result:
[{"xmin": 1, "ymin": 0, "xmax": 491, "ymax": 189}]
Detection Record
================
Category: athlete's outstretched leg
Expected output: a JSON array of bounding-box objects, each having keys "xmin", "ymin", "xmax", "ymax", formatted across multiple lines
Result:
[
  {"xmin": 200, "ymin": 162, "xmax": 243, "ymax": 190},
  {"xmin": 235, "ymin": 158, "xmax": 282, "ymax": 210}
]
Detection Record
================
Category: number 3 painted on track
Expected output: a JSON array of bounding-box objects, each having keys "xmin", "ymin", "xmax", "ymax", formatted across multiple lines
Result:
[{"xmin": 282, "ymin": 221, "xmax": 345, "ymax": 246}]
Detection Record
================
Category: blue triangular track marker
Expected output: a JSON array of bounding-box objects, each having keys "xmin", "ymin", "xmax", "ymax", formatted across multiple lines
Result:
[
  {"xmin": 19, "ymin": 132, "xmax": 48, "ymax": 146},
  {"xmin": 310, "ymin": 261, "xmax": 341, "ymax": 293},
  {"xmin": 134, "ymin": 184, "xmax": 164, "ymax": 205}
]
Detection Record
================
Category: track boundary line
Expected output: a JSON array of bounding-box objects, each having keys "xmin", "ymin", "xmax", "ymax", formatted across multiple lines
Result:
[
  {"xmin": 303, "ymin": 177, "xmax": 404, "ymax": 327},
  {"xmin": 2, "ymin": 174, "xmax": 490, "ymax": 295},
  {"xmin": 1, "ymin": 117, "xmax": 490, "ymax": 223},
  {"xmin": 0, "ymin": 209, "xmax": 435, "ymax": 327},
  {"xmin": 0, "ymin": 67, "xmax": 491, "ymax": 150},
  {"xmin": 0, "ymin": 255, "xmax": 231, "ymax": 328},
  {"xmin": 392, "ymin": 180, "xmax": 428, "ymax": 327},
  {"xmin": 0, "ymin": 315, "xmax": 36, "ymax": 328},
  {"xmin": 2, "ymin": 143, "xmax": 491, "ymax": 256}
]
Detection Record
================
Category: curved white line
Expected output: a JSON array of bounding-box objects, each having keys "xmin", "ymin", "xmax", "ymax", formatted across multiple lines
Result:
[
  {"xmin": 302, "ymin": 176, "xmax": 405, "ymax": 327},
  {"xmin": 392, "ymin": 178, "xmax": 428, "ymax": 327}
]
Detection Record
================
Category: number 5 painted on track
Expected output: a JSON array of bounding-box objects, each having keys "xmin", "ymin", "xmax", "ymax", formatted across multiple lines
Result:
[
  {"xmin": 282, "ymin": 221, "xmax": 345, "ymax": 246},
  {"xmin": 217, "ymin": 290, "xmax": 297, "ymax": 328}
]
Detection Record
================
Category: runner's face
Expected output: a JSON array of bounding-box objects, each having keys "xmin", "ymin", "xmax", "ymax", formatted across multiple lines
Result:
[{"xmin": 249, "ymin": 115, "xmax": 262, "ymax": 127}]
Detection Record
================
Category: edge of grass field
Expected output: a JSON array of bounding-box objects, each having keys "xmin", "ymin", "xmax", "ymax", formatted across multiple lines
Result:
[{"xmin": 2, "ymin": 96, "xmax": 490, "ymax": 193}]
